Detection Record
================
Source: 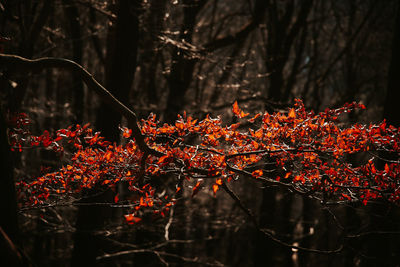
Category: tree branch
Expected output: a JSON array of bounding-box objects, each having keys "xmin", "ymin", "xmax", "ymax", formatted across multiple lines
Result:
[
  {"xmin": 0, "ymin": 53, "xmax": 163, "ymax": 157},
  {"xmin": 221, "ymin": 182, "xmax": 343, "ymax": 255},
  {"xmin": 202, "ymin": 0, "xmax": 267, "ymax": 52}
]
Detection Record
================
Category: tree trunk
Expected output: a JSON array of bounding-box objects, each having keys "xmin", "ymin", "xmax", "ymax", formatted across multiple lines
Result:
[
  {"xmin": 0, "ymin": 108, "xmax": 22, "ymax": 266},
  {"xmin": 383, "ymin": 2, "xmax": 400, "ymax": 127},
  {"xmin": 363, "ymin": 2, "xmax": 400, "ymax": 265},
  {"xmin": 96, "ymin": 0, "xmax": 141, "ymax": 141},
  {"xmin": 72, "ymin": 1, "xmax": 142, "ymax": 265},
  {"xmin": 63, "ymin": 0, "xmax": 84, "ymax": 123},
  {"xmin": 164, "ymin": 0, "xmax": 206, "ymax": 123}
]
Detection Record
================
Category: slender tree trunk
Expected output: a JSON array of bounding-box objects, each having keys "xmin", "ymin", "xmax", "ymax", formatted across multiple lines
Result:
[
  {"xmin": 164, "ymin": 0, "xmax": 206, "ymax": 123},
  {"xmin": 63, "ymin": 0, "xmax": 84, "ymax": 123},
  {"xmin": 254, "ymin": 186, "xmax": 278, "ymax": 266},
  {"xmin": 139, "ymin": 1, "xmax": 167, "ymax": 109}
]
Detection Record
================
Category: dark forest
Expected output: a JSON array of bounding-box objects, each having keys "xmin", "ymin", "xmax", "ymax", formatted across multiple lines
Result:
[{"xmin": 1, "ymin": 0, "xmax": 400, "ymax": 266}]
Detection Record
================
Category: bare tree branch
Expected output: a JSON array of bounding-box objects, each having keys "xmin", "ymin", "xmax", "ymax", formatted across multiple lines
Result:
[
  {"xmin": 0, "ymin": 53, "xmax": 163, "ymax": 157},
  {"xmin": 221, "ymin": 181, "xmax": 344, "ymax": 255},
  {"xmin": 202, "ymin": 0, "xmax": 267, "ymax": 52}
]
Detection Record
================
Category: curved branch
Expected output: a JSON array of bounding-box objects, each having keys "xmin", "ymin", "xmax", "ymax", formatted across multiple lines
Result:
[
  {"xmin": 221, "ymin": 181, "xmax": 343, "ymax": 255},
  {"xmin": 0, "ymin": 53, "xmax": 163, "ymax": 157}
]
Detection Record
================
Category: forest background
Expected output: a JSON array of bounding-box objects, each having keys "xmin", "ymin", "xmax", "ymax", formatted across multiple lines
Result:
[{"xmin": 1, "ymin": 0, "xmax": 400, "ymax": 266}]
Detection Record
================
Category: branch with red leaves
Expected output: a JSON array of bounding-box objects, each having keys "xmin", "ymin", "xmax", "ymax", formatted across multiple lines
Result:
[
  {"xmin": 4, "ymin": 64, "xmax": 400, "ymax": 259},
  {"xmin": 9, "ymin": 99, "xmax": 400, "ymax": 214},
  {"xmin": 3, "ymin": 54, "xmax": 400, "ymax": 248}
]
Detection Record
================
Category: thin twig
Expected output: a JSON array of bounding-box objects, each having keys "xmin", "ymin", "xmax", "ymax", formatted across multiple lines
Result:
[{"xmin": 221, "ymin": 181, "xmax": 344, "ymax": 255}]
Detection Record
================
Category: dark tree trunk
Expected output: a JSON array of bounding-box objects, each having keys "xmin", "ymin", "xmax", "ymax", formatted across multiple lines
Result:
[
  {"xmin": 383, "ymin": 2, "xmax": 400, "ymax": 127},
  {"xmin": 139, "ymin": 1, "xmax": 167, "ymax": 109},
  {"xmin": 10, "ymin": 0, "xmax": 52, "ymax": 112},
  {"xmin": 0, "ymin": 109, "xmax": 22, "ymax": 266},
  {"xmin": 63, "ymin": 0, "xmax": 84, "ymax": 123},
  {"xmin": 96, "ymin": 0, "xmax": 141, "ymax": 141},
  {"xmin": 257, "ymin": 2, "xmax": 313, "ymax": 264},
  {"xmin": 164, "ymin": 0, "xmax": 206, "ymax": 123},
  {"xmin": 71, "ymin": 188, "xmax": 114, "ymax": 267},
  {"xmin": 254, "ymin": 186, "xmax": 278, "ymax": 266},
  {"xmin": 363, "ymin": 2, "xmax": 400, "ymax": 266},
  {"xmin": 72, "ymin": 1, "xmax": 142, "ymax": 265},
  {"xmin": 265, "ymin": 0, "xmax": 313, "ymax": 103}
]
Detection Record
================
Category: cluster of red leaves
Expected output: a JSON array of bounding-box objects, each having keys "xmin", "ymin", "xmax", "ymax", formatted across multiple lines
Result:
[
  {"xmin": 139, "ymin": 100, "xmax": 400, "ymax": 204},
  {"xmin": 7, "ymin": 113, "xmax": 109, "ymax": 153},
  {"xmin": 10, "ymin": 99, "xmax": 400, "ymax": 224}
]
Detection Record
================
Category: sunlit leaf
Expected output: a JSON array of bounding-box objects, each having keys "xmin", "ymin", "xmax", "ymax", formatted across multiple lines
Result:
[
  {"xmin": 124, "ymin": 214, "xmax": 142, "ymax": 225},
  {"xmin": 191, "ymin": 181, "xmax": 202, "ymax": 197},
  {"xmin": 232, "ymin": 101, "xmax": 249, "ymax": 118},
  {"xmin": 252, "ymin": 170, "xmax": 263, "ymax": 178},
  {"xmin": 288, "ymin": 108, "xmax": 296, "ymax": 119}
]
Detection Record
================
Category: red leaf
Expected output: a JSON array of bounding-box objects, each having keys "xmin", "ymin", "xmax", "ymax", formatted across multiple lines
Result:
[
  {"xmin": 288, "ymin": 108, "xmax": 296, "ymax": 119},
  {"xmin": 124, "ymin": 214, "xmax": 142, "ymax": 225},
  {"xmin": 122, "ymin": 128, "xmax": 132, "ymax": 138},
  {"xmin": 191, "ymin": 181, "xmax": 202, "ymax": 197},
  {"xmin": 252, "ymin": 170, "xmax": 263, "ymax": 178},
  {"xmin": 248, "ymin": 113, "xmax": 261, "ymax": 123},
  {"xmin": 385, "ymin": 163, "xmax": 390, "ymax": 173},
  {"xmin": 254, "ymin": 129, "xmax": 263, "ymax": 139},
  {"xmin": 212, "ymin": 184, "xmax": 219, "ymax": 195},
  {"xmin": 232, "ymin": 101, "xmax": 249, "ymax": 118},
  {"xmin": 371, "ymin": 164, "xmax": 377, "ymax": 174},
  {"xmin": 342, "ymin": 194, "xmax": 351, "ymax": 200}
]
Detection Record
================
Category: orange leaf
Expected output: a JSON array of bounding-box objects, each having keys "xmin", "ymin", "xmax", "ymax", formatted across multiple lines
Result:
[
  {"xmin": 254, "ymin": 129, "xmax": 263, "ymax": 139},
  {"xmin": 252, "ymin": 140, "xmax": 259, "ymax": 149},
  {"xmin": 293, "ymin": 175, "xmax": 305, "ymax": 183},
  {"xmin": 123, "ymin": 128, "xmax": 132, "ymax": 138},
  {"xmin": 342, "ymin": 194, "xmax": 351, "ymax": 200},
  {"xmin": 175, "ymin": 121, "xmax": 185, "ymax": 131},
  {"xmin": 248, "ymin": 113, "xmax": 261, "ymax": 123},
  {"xmin": 191, "ymin": 181, "xmax": 202, "ymax": 197},
  {"xmin": 252, "ymin": 170, "xmax": 263, "ymax": 178},
  {"xmin": 385, "ymin": 163, "xmax": 390, "ymax": 173},
  {"xmin": 288, "ymin": 108, "xmax": 296, "ymax": 119},
  {"xmin": 104, "ymin": 151, "xmax": 113, "ymax": 161},
  {"xmin": 124, "ymin": 214, "xmax": 142, "ymax": 225},
  {"xmin": 232, "ymin": 101, "xmax": 249, "ymax": 118},
  {"xmin": 212, "ymin": 184, "xmax": 219, "ymax": 195},
  {"xmin": 371, "ymin": 164, "xmax": 377, "ymax": 174},
  {"xmin": 158, "ymin": 155, "xmax": 171, "ymax": 165}
]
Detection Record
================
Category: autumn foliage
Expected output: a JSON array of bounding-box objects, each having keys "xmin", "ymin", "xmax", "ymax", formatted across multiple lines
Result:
[{"xmin": 8, "ymin": 100, "xmax": 400, "ymax": 224}]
